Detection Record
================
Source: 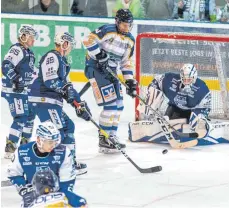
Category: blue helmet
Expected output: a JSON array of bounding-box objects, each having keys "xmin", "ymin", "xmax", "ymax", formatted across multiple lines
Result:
[
  {"xmin": 36, "ymin": 121, "xmax": 61, "ymax": 148},
  {"xmin": 18, "ymin": 25, "xmax": 38, "ymax": 39},
  {"xmin": 32, "ymin": 169, "xmax": 59, "ymax": 196}
]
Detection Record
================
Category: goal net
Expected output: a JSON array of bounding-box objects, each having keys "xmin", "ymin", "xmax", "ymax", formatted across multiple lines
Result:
[{"xmin": 135, "ymin": 32, "xmax": 229, "ymax": 120}]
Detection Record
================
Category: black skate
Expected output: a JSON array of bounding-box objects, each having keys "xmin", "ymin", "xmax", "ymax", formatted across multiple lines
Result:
[
  {"xmin": 4, "ymin": 137, "xmax": 17, "ymax": 159},
  {"xmin": 75, "ymin": 161, "xmax": 87, "ymax": 176},
  {"xmin": 99, "ymin": 133, "xmax": 126, "ymax": 154}
]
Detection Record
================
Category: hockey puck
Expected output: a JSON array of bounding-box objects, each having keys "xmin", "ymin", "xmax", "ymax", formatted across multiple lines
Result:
[{"xmin": 162, "ymin": 149, "xmax": 168, "ymax": 154}]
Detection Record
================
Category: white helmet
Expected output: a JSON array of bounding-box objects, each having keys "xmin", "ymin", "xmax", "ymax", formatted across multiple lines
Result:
[
  {"xmin": 18, "ymin": 25, "xmax": 38, "ymax": 42},
  {"xmin": 180, "ymin": 64, "xmax": 197, "ymax": 87},
  {"xmin": 36, "ymin": 121, "xmax": 61, "ymax": 149},
  {"xmin": 54, "ymin": 32, "xmax": 76, "ymax": 50}
]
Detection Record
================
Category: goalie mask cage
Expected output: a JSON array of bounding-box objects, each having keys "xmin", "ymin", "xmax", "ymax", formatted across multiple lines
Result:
[{"xmin": 135, "ymin": 32, "xmax": 229, "ymax": 120}]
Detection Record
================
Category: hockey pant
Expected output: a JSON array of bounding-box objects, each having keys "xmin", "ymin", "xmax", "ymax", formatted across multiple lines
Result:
[{"xmin": 2, "ymin": 92, "xmax": 33, "ymax": 143}]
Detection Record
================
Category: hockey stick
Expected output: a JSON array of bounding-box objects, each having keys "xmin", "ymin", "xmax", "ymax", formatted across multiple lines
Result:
[
  {"xmin": 105, "ymin": 67, "xmax": 198, "ymax": 139},
  {"xmin": 73, "ymin": 100, "xmax": 162, "ymax": 173},
  {"xmin": 79, "ymin": 81, "xmax": 91, "ymax": 97}
]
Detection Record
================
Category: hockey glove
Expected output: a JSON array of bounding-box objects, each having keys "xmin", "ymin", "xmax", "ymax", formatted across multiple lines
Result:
[
  {"xmin": 62, "ymin": 82, "xmax": 75, "ymax": 103},
  {"xmin": 125, "ymin": 79, "xmax": 137, "ymax": 98},
  {"xmin": 18, "ymin": 184, "xmax": 36, "ymax": 208},
  {"xmin": 96, "ymin": 49, "xmax": 109, "ymax": 74},
  {"xmin": 11, "ymin": 74, "xmax": 25, "ymax": 93},
  {"xmin": 75, "ymin": 101, "xmax": 92, "ymax": 121}
]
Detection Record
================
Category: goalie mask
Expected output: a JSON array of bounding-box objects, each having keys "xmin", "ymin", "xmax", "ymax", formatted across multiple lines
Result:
[
  {"xmin": 36, "ymin": 121, "xmax": 61, "ymax": 151},
  {"xmin": 54, "ymin": 32, "xmax": 76, "ymax": 50},
  {"xmin": 115, "ymin": 9, "xmax": 133, "ymax": 35},
  {"xmin": 180, "ymin": 64, "xmax": 197, "ymax": 87},
  {"xmin": 32, "ymin": 169, "xmax": 59, "ymax": 196}
]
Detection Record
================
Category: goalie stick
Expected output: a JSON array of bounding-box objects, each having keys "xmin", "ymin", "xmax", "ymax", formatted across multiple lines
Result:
[
  {"xmin": 73, "ymin": 100, "xmax": 162, "ymax": 173},
  {"xmin": 105, "ymin": 67, "xmax": 199, "ymax": 149}
]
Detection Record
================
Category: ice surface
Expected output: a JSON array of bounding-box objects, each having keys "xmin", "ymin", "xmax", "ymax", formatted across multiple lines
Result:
[{"xmin": 1, "ymin": 83, "xmax": 229, "ymax": 208}]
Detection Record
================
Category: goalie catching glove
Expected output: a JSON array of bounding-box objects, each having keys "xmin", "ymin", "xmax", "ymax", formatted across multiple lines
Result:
[{"xmin": 125, "ymin": 79, "xmax": 137, "ymax": 98}]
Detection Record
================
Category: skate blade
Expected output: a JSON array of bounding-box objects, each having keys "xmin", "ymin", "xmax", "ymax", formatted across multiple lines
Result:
[
  {"xmin": 99, "ymin": 147, "xmax": 120, "ymax": 154},
  {"xmin": 76, "ymin": 169, "xmax": 87, "ymax": 176}
]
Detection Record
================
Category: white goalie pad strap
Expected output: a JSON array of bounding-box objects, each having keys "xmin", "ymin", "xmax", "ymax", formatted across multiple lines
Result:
[{"xmin": 128, "ymin": 118, "xmax": 186, "ymax": 142}]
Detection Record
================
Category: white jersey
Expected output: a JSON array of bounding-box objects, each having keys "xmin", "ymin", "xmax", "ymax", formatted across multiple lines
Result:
[{"xmin": 23, "ymin": 192, "xmax": 70, "ymax": 208}]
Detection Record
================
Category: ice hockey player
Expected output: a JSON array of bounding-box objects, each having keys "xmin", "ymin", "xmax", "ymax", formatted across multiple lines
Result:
[
  {"xmin": 21, "ymin": 169, "xmax": 87, "ymax": 208},
  {"xmin": 128, "ymin": 63, "xmax": 223, "ymax": 145},
  {"xmin": 1, "ymin": 25, "xmax": 38, "ymax": 159},
  {"xmin": 8, "ymin": 121, "xmax": 87, "ymax": 208},
  {"xmin": 28, "ymin": 32, "xmax": 91, "ymax": 175},
  {"xmin": 83, "ymin": 9, "xmax": 137, "ymax": 153}
]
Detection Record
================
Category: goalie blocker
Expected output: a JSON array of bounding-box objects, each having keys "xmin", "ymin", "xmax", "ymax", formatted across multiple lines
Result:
[{"xmin": 128, "ymin": 118, "xmax": 229, "ymax": 147}]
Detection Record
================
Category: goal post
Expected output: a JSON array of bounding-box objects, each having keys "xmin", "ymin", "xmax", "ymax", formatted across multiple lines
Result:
[{"xmin": 135, "ymin": 32, "xmax": 229, "ymax": 120}]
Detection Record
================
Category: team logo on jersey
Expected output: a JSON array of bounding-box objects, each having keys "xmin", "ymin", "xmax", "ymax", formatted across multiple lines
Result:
[
  {"xmin": 23, "ymin": 157, "xmax": 30, "ymax": 162},
  {"xmin": 101, "ymin": 84, "xmax": 117, "ymax": 103},
  {"xmin": 53, "ymin": 156, "xmax": 60, "ymax": 161},
  {"xmin": 52, "ymin": 155, "xmax": 61, "ymax": 164}
]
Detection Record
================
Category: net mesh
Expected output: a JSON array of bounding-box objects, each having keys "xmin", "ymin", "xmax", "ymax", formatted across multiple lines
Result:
[{"xmin": 136, "ymin": 33, "xmax": 229, "ymax": 119}]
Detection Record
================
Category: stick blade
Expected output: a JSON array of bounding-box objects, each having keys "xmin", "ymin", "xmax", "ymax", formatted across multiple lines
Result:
[{"xmin": 140, "ymin": 165, "xmax": 162, "ymax": 173}]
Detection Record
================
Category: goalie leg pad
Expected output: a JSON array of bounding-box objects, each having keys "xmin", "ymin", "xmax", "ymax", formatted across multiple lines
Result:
[{"xmin": 128, "ymin": 119, "xmax": 186, "ymax": 143}]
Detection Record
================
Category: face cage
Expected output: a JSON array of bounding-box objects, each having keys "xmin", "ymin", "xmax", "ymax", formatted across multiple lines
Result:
[{"xmin": 116, "ymin": 20, "xmax": 133, "ymax": 35}]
